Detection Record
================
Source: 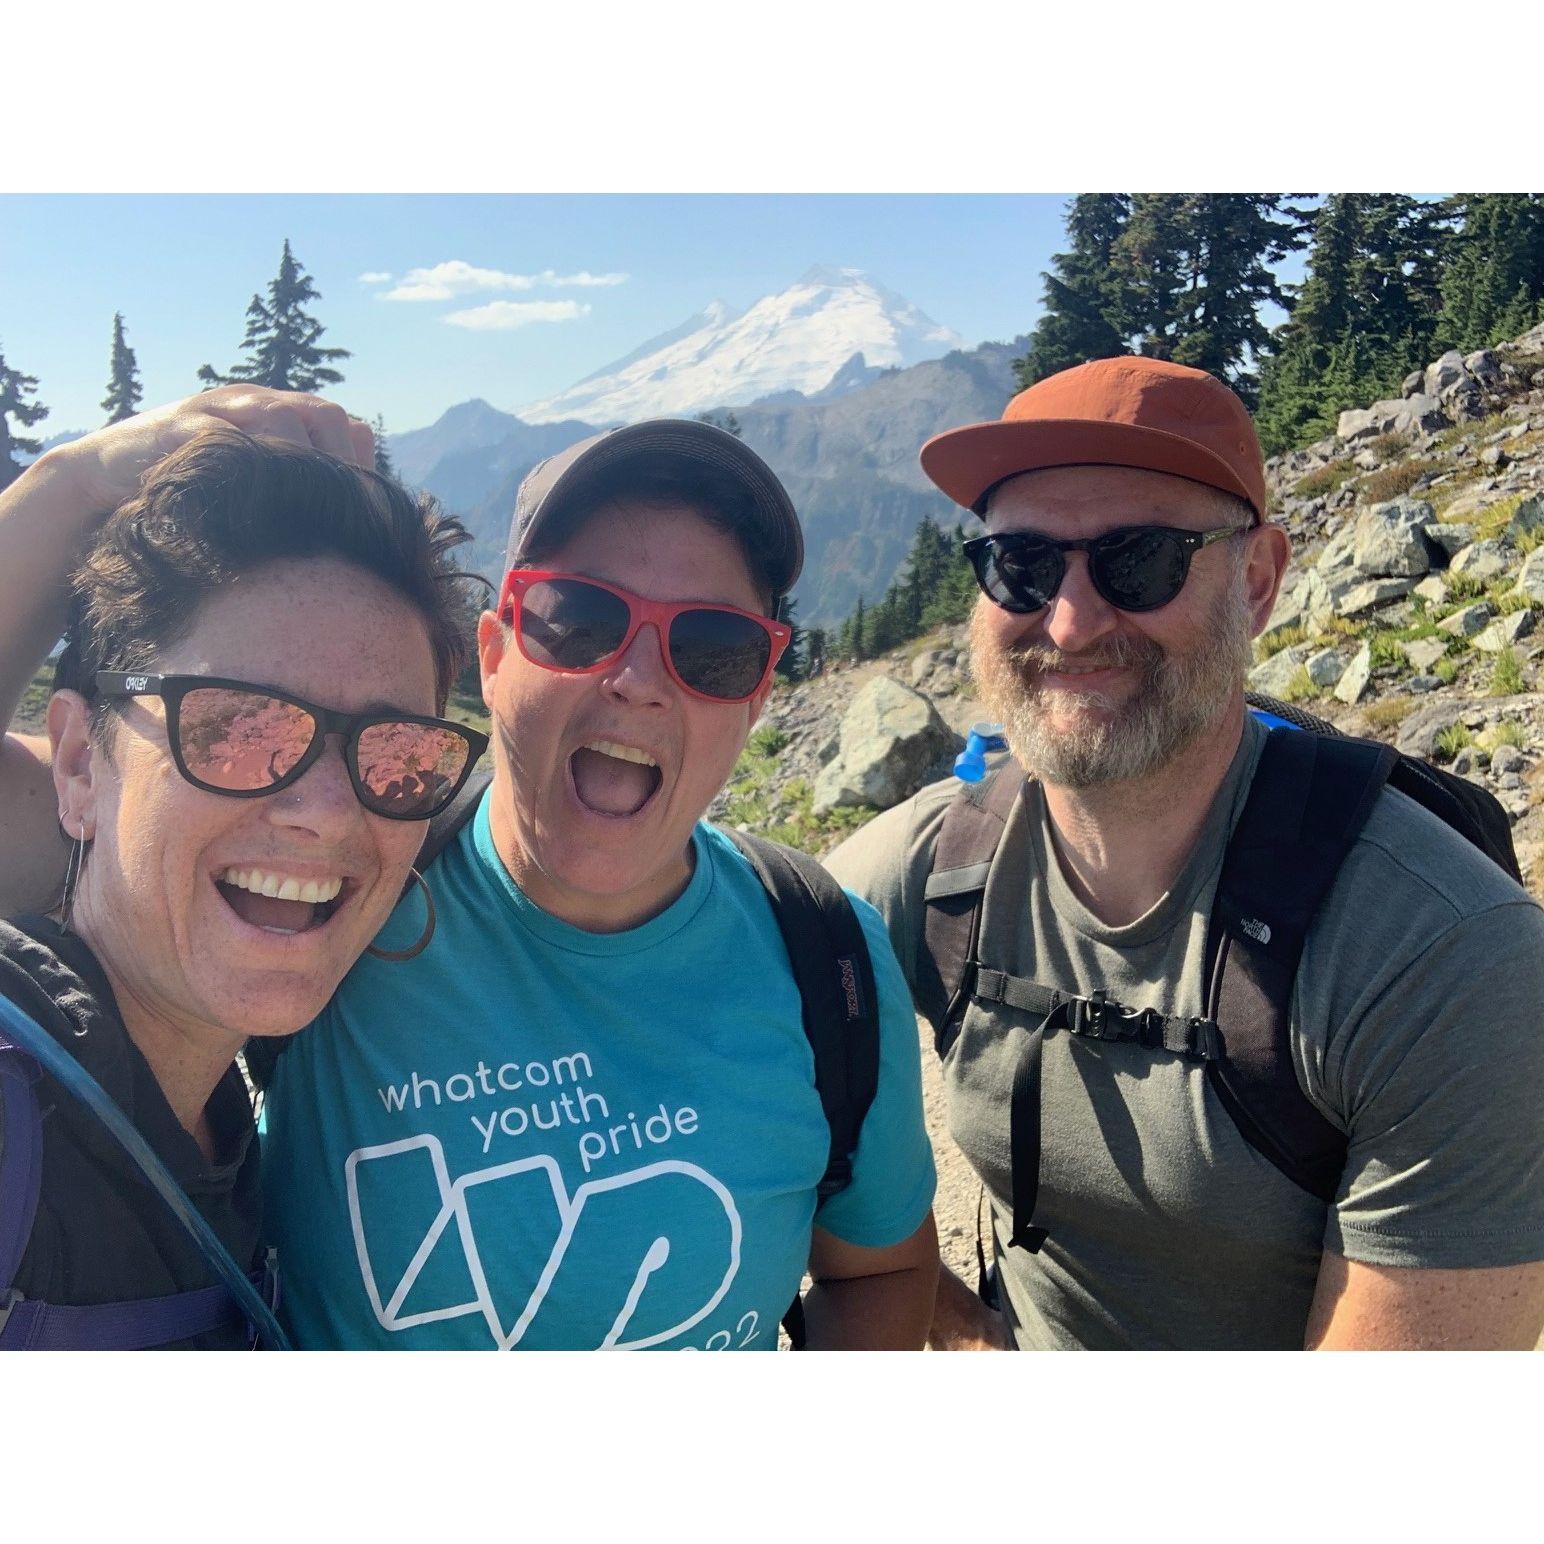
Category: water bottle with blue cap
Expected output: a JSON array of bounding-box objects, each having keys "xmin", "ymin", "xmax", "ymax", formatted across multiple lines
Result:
[{"xmin": 954, "ymin": 722, "xmax": 1008, "ymax": 783}]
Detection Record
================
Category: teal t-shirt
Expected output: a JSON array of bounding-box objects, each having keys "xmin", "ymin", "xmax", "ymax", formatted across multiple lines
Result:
[{"xmin": 261, "ymin": 794, "xmax": 934, "ymax": 1350}]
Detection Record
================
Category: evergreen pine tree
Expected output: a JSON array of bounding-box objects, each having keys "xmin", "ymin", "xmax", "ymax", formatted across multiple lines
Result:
[
  {"xmin": 372, "ymin": 414, "xmax": 395, "ymax": 478},
  {"xmin": 198, "ymin": 240, "xmax": 351, "ymax": 391},
  {"xmin": 1014, "ymin": 195, "xmax": 1132, "ymax": 387},
  {"xmin": 0, "ymin": 340, "xmax": 49, "ymax": 492},
  {"xmin": 1111, "ymin": 193, "xmax": 1192, "ymax": 359},
  {"xmin": 849, "ymin": 596, "xmax": 868, "ymax": 662},
  {"xmin": 1435, "ymin": 195, "xmax": 1544, "ymax": 351},
  {"xmin": 774, "ymin": 596, "xmax": 805, "ymax": 682},
  {"xmin": 101, "ymin": 312, "xmax": 143, "ymax": 424},
  {"xmin": 695, "ymin": 409, "xmax": 743, "ymax": 437}
]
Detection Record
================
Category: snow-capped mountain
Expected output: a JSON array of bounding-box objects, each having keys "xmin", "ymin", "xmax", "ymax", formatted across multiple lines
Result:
[{"xmin": 519, "ymin": 266, "xmax": 963, "ymax": 424}]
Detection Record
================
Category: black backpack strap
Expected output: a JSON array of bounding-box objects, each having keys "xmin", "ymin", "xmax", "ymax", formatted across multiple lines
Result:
[
  {"xmin": 1205, "ymin": 727, "xmax": 1397, "ymax": 1202},
  {"xmin": 917, "ymin": 766, "xmax": 1026, "ymax": 1057},
  {"xmin": 721, "ymin": 828, "xmax": 880, "ymax": 1202},
  {"xmin": 0, "ymin": 1030, "xmax": 44, "ymax": 1295},
  {"xmin": 1385, "ymin": 756, "xmax": 1523, "ymax": 883},
  {"xmin": 417, "ymin": 769, "xmax": 494, "ymax": 876},
  {"xmin": 720, "ymin": 828, "xmax": 881, "ymax": 1352}
]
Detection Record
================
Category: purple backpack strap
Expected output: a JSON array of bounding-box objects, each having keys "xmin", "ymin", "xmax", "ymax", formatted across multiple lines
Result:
[
  {"xmin": 0, "ymin": 1030, "xmax": 45, "ymax": 1293},
  {"xmin": 0, "ymin": 1280, "xmax": 245, "ymax": 1350}
]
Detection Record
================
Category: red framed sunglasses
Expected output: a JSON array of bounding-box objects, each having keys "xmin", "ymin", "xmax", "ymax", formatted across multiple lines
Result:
[{"xmin": 498, "ymin": 570, "xmax": 791, "ymax": 704}]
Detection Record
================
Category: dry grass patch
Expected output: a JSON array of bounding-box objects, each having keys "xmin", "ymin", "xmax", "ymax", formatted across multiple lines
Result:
[
  {"xmin": 1357, "ymin": 460, "xmax": 1429, "ymax": 504},
  {"xmin": 1361, "ymin": 695, "xmax": 1414, "ymax": 733}
]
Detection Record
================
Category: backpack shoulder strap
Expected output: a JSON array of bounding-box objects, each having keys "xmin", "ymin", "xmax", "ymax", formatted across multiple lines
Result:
[
  {"xmin": 720, "ymin": 828, "xmax": 880, "ymax": 1202},
  {"xmin": 417, "ymin": 769, "xmax": 493, "ymax": 875},
  {"xmin": 1206, "ymin": 727, "xmax": 1397, "ymax": 1202},
  {"xmin": 1385, "ymin": 755, "xmax": 1523, "ymax": 882},
  {"xmin": 0, "ymin": 1030, "xmax": 44, "ymax": 1295},
  {"xmin": 916, "ymin": 765, "xmax": 1026, "ymax": 1056}
]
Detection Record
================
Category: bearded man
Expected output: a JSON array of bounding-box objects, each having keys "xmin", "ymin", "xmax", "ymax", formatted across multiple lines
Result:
[{"xmin": 828, "ymin": 356, "xmax": 1544, "ymax": 1350}]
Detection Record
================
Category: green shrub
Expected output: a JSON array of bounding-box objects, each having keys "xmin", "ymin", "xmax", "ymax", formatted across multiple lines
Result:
[
  {"xmin": 1358, "ymin": 460, "xmax": 1427, "ymax": 504},
  {"xmin": 1255, "ymin": 623, "xmax": 1310, "ymax": 662},
  {"xmin": 1281, "ymin": 666, "xmax": 1318, "ymax": 703},
  {"xmin": 1434, "ymin": 656, "xmax": 1461, "ymax": 685},
  {"xmin": 1483, "ymin": 720, "xmax": 1526, "ymax": 752},
  {"xmin": 1490, "ymin": 647, "xmax": 1526, "ymax": 697},
  {"xmin": 747, "ymin": 724, "xmax": 788, "ymax": 758},
  {"xmin": 1435, "ymin": 722, "xmax": 1474, "ymax": 760},
  {"xmin": 1292, "ymin": 459, "xmax": 1356, "ymax": 500},
  {"xmin": 1368, "ymin": 631, "xmax": 1406, "ymax": 670}
]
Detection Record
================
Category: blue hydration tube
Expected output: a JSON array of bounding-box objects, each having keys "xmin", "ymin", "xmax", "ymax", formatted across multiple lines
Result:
[
  {"xmin": 0, "ymin": 992, "xmax": 290, "ymax": 1350},
  {"xmin": 954, "ymin": 721, "xmax": 1009, "ymax": 783}
]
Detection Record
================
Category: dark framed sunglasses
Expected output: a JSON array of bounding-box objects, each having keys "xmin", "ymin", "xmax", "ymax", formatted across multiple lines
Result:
[
  {"xmin": 963, "ymin": 521, "xmax": 1252, "ymax": 615},
  {"xmin": 95, "ymin": 673, "xmax": 489, "ymax": 820},
  {"xmin": 498, "ymin": 570, "xmax": 792, "ymax": 705}
]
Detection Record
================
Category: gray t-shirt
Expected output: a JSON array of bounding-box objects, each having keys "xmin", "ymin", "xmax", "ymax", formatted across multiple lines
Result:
[{"xmin": 827, "ymin": 716, "xmax": 1544, "ymax": 1349}]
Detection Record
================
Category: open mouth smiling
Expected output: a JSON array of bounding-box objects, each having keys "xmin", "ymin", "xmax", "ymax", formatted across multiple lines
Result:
[
  {"xmin": 213, "ymin": 865, "xmax": 353, "ymax": 937},
  {"xmin": 567, "ymin": 738, "xmax": 665, "ymax": 819}
]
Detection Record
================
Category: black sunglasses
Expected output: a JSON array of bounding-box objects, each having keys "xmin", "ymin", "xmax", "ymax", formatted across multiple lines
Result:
[
  {"xmin": 95, "ymin": 673, "xmax": 489, "ymax": 821},
  {"xmin": 963, "ymin": 521, "xmax": 1252, "ymax": 615}
]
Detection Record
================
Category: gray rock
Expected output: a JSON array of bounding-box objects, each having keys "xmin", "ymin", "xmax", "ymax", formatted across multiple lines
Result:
[
  {"xmin": 1401, "ymin": 368, "xmax": 1425, "ymax": 397},
  {"xmin": 1305, "ymin": 648, "xmax": 1348, "ymax": 688},
  {"xmin": 1439, "ymin": 601, "xmax": 1497, "ymax": 637},
  {"xmin": 1315, "ymin": 522, "xmax": 1359, "ymax": 574},
  {"xmin": 1408, "ymin": 674, "xmax": 1443, "ymax": 694},
  {"xmin": 1349, "ymin": 506, "xmax": 1431, "ymax": 577},
  {"xmin": 1396, "ymin": 696, "xmax": 1482, "ymax": 758},
  {"xmin": 1425, "ymin": 350, "xmax": 1467, "ymax": 397},
  {"xmin": 1451, "ymin": 746, "xmax": 1487, "ymax": 777},
  {"xmin": 1492, "ymin": 744, "xmax": 1526, "ymax": 776},
  {"xmin": 1515, "ymin": 547, "xmax": 1544, "ymax": 604},
  {"xmin": 1481, "ymin": 445, "xmax": 1510, "ymax": 470},
  {"xmin": 1497, "ymin": 771, "xmax": 1524, "ymax": 790},
  {"xmin": 1473, "ymin": 610, "xmax": 1536, "ymax": 653},
  {"xmin": 1507, "ymin": 493, "xmax": 1544, "ymax": 544},
  {"xmin": 1248, "ymin": 644, "xmax": 1312, "ymax": 697},
  {"xmin": 1449, "ymin": 538, "xmax": 1516, "ymax": 582},
  {"xmin": 1464, "ymin": 349, "xmax": 1502, "ymax": 385},
  {"xmin": 1413, "ymin": 575, "xmax": 1450, "ymax": 606},
  {"xmin": 1261, "ymin": 585, "xmax": 1307, "ymax": 644},
  {"xmin": 1334, "ymin": 576, "xmax": 1418, "ymax": 617},
  {"xmin": 1401, "ymin": 637, "xmax": 1449, "ymax": 673},
  {"xmin": 812, "ymin": 677, "xmax": 961, "ymax": 814},
  {"xmin": 910, "ymin": 649, "xmax": 945, "ymax": 688},
  {"xmin": 1421, "ymin": 522, "xmax": 1477, "ymax": 559},
  {"xmin": 1334, "ymin": 641, "xmax": 1372, "ymax": 705}
]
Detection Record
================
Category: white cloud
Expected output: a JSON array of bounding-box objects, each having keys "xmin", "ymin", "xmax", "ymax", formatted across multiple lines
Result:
[
  {"xmin": 443, "ymin": 299, "xmax": 592, "ymax": 330},
  {"xmin": 382, "ymin": 260, "xmax": 627, "ymax": 302},
  {"xmin": 358, "ymin": 270, "xmax": 393, "ymax": 284}
]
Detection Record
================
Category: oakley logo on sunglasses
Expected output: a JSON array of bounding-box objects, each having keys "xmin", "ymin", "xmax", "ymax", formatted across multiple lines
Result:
[
  {"xmin": 94, "ymin": 673, "xmax": 489, "ymax": 820},
  {"xmin": 499, "ymin": 570, "xmax": 791, "ymax": 704},
  {"xmin": 963, "ymin": 521, "xmax": 1251, "ymax": 615}
]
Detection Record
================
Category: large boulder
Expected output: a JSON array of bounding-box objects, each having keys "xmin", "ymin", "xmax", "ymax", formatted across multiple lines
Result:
[
  {"xmin": 1334, "ymin": 641, "xmax": 1372, "ymax": 705},
  {"xmin": 1507, "ymin": 493, "xmax": 1544, "ymax": 545},
  {"xmin": 812, "ymin": 676, "xmax": 961, "ymax": 814},
  {"xmin": 1515, "ymin": 546, "xmax": 1544, "ymax": 604},
  {"xmin": 1348, "ymin": 503, "xmax": 1431, "ymax": 577},
  {"xmin": 1473, "ymin": 610, "xmax": 1535, "ymax": 653},
  {"xmin": 1248, "ymin": 644, "xmax": 1312, "ymax": 697},
  {"xmin": 1395, "ymin": 696, "xmax": 1483, "ymax": 759},
  {"xmin": 1337, "ymin": 396, "xmax": 1446, "ymax": 442},
  {"xmin": 1424, "ymin": 350, "xmax": 1467, "ymax": 397},
  {"xmin": 1334, "ymin": 576, "xmax": 1418, "ymax": 617}
]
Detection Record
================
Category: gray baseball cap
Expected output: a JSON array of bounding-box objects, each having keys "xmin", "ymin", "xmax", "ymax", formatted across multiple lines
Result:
[{"xmin": 503, "ymin": 418, "xmax": 804, "ymax": 598}]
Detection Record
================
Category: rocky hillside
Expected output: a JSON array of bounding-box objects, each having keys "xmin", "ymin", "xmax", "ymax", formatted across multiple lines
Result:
[{"xmin": 725, "ymin": 322, "xmax": 1544, "ymax": 898}]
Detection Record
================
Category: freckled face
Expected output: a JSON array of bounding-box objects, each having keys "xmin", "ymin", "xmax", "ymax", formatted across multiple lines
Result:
[
  {"xmin": 69, "ymin": 558, "xmax": 440, "ymax": 1039},
  {"xmin": 479, "ymin": 504, "xmax": 770, "ymax": 929}
]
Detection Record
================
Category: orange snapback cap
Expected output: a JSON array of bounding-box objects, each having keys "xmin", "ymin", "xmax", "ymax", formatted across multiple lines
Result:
[{"xmin": 919, "ymin": 355, "xmax": 1267, "ymax": 521}]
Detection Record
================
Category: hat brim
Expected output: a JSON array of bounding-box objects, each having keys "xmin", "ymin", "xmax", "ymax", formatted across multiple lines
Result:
[
  {"xmin": 512, "ymin": 419, "xmax": 803, "ymax": 593},
  {"xmin": 920, "ymin": 418, "xmax": 1264, "ymax": 520}
]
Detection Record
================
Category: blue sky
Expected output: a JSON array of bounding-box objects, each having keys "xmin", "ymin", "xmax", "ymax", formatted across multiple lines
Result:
[{"xmin": 1, "ymin": 194, "xmax": 1077, "ymax": 438}]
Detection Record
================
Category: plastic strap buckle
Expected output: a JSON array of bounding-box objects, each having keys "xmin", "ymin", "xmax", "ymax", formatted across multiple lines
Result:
[{"xmin": 0, "ymin": 1287, "xmax": 22, "ymax": 1340}]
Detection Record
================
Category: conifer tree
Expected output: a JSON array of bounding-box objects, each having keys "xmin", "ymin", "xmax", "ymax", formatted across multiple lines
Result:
[
  {"xmin": 0, "ymin": 340, "xmax": 49, "ymax": 492},
  {"xmin": 1014, "ymin": 195, "xmax": 1132, "ymax": 388},
  {"xmin": 849, "ymin": 596, "xmax": 868, "ymax": 662},
  {"xmin": 198, "ymin": 240, "xmax": 350, "ymax": 392},
  {"xmin": 774, "ymin": 596, "xmax": 805, "ymax": 682},
  {"xmin": 1111, "ymin": 193, "xmax": 1192, "ymax": 359},
  {"xmin": 1435, "ymin": 195, "xmax": 1544, "ymax": 352},
  {"xmin": 101, "ymin": 313, "xmax": 143, "ymax": 423},
  {"xmin": 372, "ymin": 414, "xmax": 395, "ymax": 479}
]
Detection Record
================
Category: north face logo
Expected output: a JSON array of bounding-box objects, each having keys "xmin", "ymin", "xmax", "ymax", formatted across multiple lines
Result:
[{"xmin": 1239, "ymin": 916, "xmax": 1272, "ymax": 945}]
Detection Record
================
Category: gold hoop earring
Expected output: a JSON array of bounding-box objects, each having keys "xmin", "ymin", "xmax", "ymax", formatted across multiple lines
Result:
[{"xmin": 365, "ymin": 868, "xmax": 437, "ymax": 962}]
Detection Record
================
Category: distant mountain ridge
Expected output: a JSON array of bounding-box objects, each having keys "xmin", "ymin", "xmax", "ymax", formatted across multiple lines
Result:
[{"xmin": 391, "ymin": 335, "xmax": 1024, "ymax": 625}]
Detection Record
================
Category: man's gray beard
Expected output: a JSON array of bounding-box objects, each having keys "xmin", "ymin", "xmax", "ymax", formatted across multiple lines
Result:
[{"xmin": 968, "ymin": 574, "xmax": 1255, "ymax": 790}]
